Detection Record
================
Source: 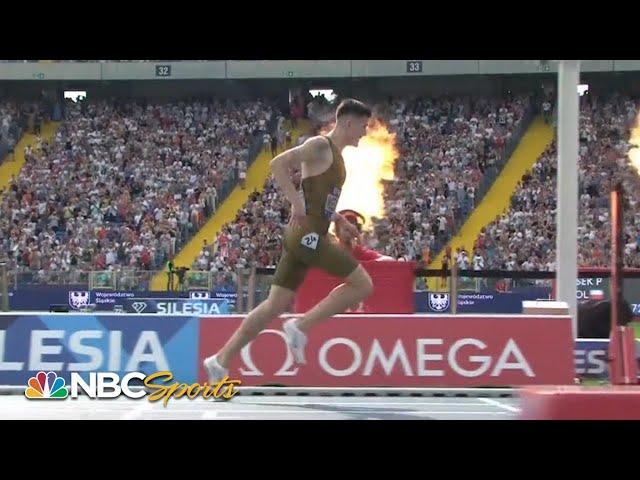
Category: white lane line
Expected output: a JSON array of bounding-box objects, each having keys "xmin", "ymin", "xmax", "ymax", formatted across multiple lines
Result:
[
  {"xmin": 238, "ymin": 402, "xmax": 492, "ymax": 407},
  {"xmin": 480, "ymin": 398, "xmax": 521, "ymax": 413},
  {"xmin": 0, "ymin": 409, "xmax": 513, "ymax": 419},
  {"xmin": 184, "ymin": 409, "xmax": 514, "ymax": 415},
  {"xmin": 120, "ymin": 401, "xmax": 154, "ymax": 420}
]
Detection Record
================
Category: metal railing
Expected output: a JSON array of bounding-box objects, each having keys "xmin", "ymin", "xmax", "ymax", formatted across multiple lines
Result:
[
  {"xmin": 8, "ymin": 269, "xmax": 234, "ymax": 291},
  {"xmin": 235, "ymin": 265, "xmax": 640, "ymax": 315}
]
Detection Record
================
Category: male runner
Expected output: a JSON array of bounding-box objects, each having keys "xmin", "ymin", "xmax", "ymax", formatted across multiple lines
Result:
[{"xmin": 203, "ymin": 99, "xmax": 374, "ymax": 381}]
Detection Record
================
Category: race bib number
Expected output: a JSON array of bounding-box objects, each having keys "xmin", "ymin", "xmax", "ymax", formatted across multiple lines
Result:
[
  {"xmin": 301, "ymin": 233, "xmax": 319, "ymax": 250},
  {"xmin": 324, "ymin": 187, "xmax": 341, "ymax": 220}
]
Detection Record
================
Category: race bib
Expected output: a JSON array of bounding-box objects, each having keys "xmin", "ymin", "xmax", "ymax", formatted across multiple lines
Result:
[
  {"xmin": 301, "ymin": 233, "xmax": 319, "ymax": 250},
  {"xmin": 324, "ymin": 187, "xmax": 341, "ymax": 220}
]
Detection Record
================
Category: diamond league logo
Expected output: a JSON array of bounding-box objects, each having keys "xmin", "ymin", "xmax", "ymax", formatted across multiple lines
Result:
[
  {"xmin": 131, "ymin": 302, "xmax": 148, "ymax": 313},
  {"xmin": 428, "ymin": 293, "xmax": 450, "ymax": 312},
  {"xmin": 190, "ymin": 291, "xmax": 210, "ymax": 300}
]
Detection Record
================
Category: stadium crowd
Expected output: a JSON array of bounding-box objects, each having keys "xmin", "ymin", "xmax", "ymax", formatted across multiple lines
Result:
[
  {"xmin": 368, "ymin": 95, "xmax": 530, "ymax": 263},
  {"xmin": 0, "ymin": 98, "xmax": 278, "ymax": 284},
  {"xmin": 4, "ymin": 91, "xmax": 640, "ymax": 288},
  {"xmin": 471, "ymin": 93, "xmax": 640, "ymax": 271}
]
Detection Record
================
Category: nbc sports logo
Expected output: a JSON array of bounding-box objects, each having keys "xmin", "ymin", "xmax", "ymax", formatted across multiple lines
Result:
[
  {"xmin": 23, "ymin": 371, "xmax": 240, "ymax": 403},
  {"xmin": 25, "ymin": 371, "xmax": 68, "ymax": 399},
  {"xmin": 24, "ymin": 371, "xmax": 147, "ymax": 400},
  {"xmin": 428, "ymin": 293, "xmax": 450, "ymax": 312}
]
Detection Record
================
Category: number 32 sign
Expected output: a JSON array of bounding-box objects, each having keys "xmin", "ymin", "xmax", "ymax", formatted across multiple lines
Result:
[{"xmin": 156, "ymin": 65, "xmax": 172, "ymax": 77}]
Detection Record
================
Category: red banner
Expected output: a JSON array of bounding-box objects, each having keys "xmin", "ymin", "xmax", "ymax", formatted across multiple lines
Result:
[
  {"xmin": 294, "ymin": 261, "xmax": 416, "ymax": 314},
  {"xmin": 198, "ymin": 315, "xmax": 574, "ymax": 387}
]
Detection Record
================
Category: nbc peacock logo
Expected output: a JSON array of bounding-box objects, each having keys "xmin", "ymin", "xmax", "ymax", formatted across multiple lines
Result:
[{"xmin": 25, "ymin": 371, "xmax": 69, "ymax": 399}]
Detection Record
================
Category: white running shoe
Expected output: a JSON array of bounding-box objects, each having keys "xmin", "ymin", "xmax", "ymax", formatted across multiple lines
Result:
[
  {"xmin": 283, "ymin": 318, "xmax": 307, "ymax": 365},
  {"xmin": 203, "ymin": 355, "xmax": 228, "ymax": 384}
]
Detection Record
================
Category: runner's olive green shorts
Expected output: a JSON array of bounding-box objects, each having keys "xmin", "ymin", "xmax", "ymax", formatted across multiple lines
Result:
[{"xmin": 272, "ymin": 225, "xmax": 359, "ymax": 292}]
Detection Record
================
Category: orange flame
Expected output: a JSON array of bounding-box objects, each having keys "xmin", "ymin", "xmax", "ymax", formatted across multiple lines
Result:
[
  {"xmin": 629, "ymin": 112, "xmax": 640, "ymax": 175},
  {"xmin": 336, "ymin": 119, "xmax": 399, "ymax": 231}
]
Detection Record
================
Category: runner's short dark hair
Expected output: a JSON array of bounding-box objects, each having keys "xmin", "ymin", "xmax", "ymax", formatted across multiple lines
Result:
[{"xmin": 336, "ymin": 99, "xmax": 372, "ymax": 119}]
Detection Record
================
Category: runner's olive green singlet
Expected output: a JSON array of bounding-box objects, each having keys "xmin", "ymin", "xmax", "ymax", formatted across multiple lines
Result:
[
  {"xmin": 272, "ymin": 136, "xmax": 359, "ymax": 291},
  {"xmin": 300, "ymin": 136, "xmax": 346, "ymax": 234}
]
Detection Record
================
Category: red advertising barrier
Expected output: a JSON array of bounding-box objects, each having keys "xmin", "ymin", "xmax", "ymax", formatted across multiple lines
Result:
[
  {"xmin": 520, "ymin": 386, "xmax": 640, "ymax": 420},
  {"xmin": 198, "ymin": 314, "xmax": 574, "ymax": 387},
  {"xmin": 294, "ymin": 261, "xmax": 416, "ymax": 314}
]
